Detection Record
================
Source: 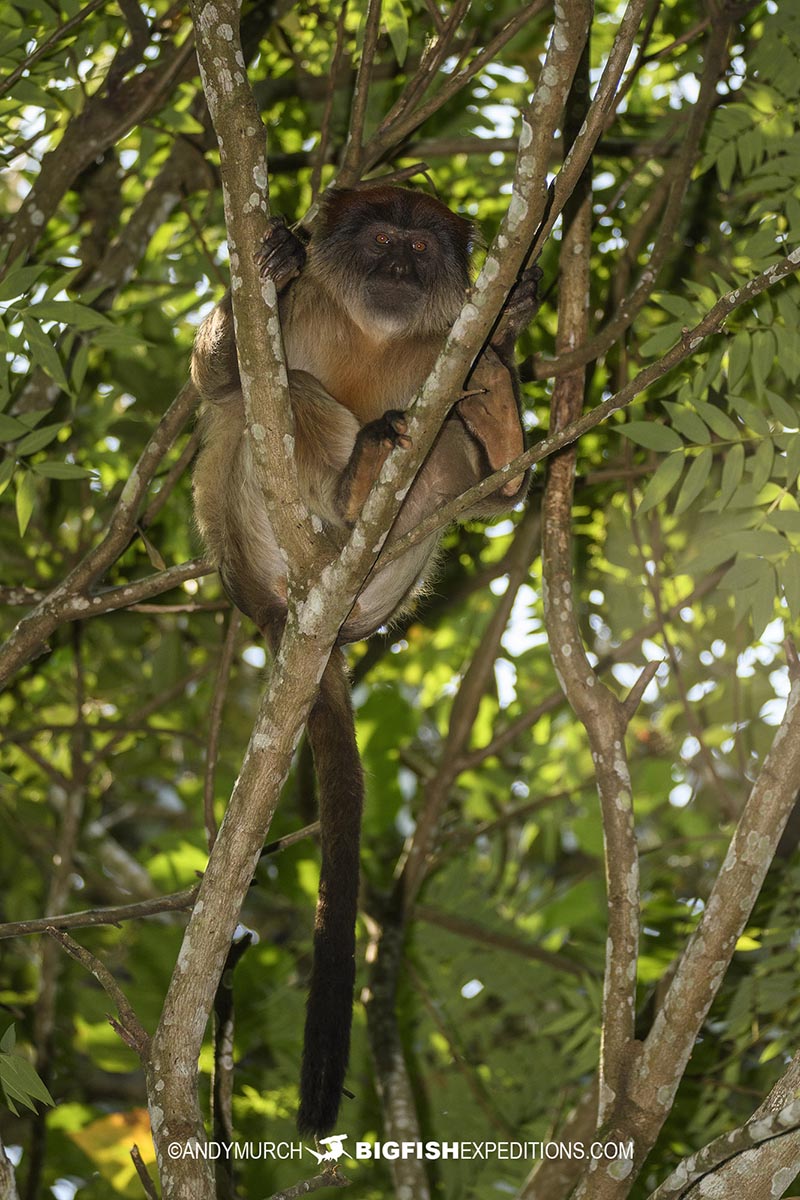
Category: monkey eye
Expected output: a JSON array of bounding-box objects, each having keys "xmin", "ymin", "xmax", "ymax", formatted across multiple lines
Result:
[
  {"xmin": 411, "ymin": 240, "xmax": 427, "ymax": 252},
  {"xmin": 375, "ymin": 232, "xmax": 391, "ymax": 245}
]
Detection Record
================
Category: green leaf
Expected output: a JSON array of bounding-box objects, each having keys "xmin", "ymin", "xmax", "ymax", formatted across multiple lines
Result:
[
  {"xmin": 15, "ymin": 423, "xmax": 64, "ymax": 457},
  {"xmin": 751, "ymin": 565, "xmax": 777, "ymax": 638},
  {"xmin": 766, "ymin": 390, "xmax": 799, "ymax": 429},
  {"xmin": 728, "ymin": 331, "xmax": 751, "ymax": 391},
  {"xmin": 714, "ymin": 446, "xmax": 743, "ymax": 511},
  {"xmin": 662, "ymin": 402, "xmax": 711, "ymax": 444},
  {"xmin": 637, "ymin": 453, "xmax": 685, "ymax": 515},
  {"xmin": 383, "ymin": 0, "xmax": 409, "ymax": 65},
  {"xmin": 781, "ymin": 554, "xmax": 800, "ymax": 617},
  {"xmin": 71, "ymin": 340, "xmax": 90, "ymax": 392},
  {"xmin": 734, "ymin": 530, "xmax": 788, "ymax": 557},
  {"xmin": 0, "ymin": 414, "xmax": 28, "ymax": 441},
  {"xmin": 693, "ymin": 399, "xmax": 739, "ymax": 440},
  {"xmin": 21, "ymin": 318, "xmax": 70, "ymax": 392},
  {"xmin": 674, "ymin": 448, "xmax": 713, "ymax": 515},
  {"xmin": 0, "ymin": 1027, "xmax": 15, "ymax": 1053},
  {"xmin": 728, "ymin": 394, "xmax": 771, "ymax": 436},
  {"xmin": 786, "ymin": 435, "xmax": 800, "ymax": 490},
  {"xmin": 769, "ymin": 511, "xmax": 800, "ymax": 533},
  {"xmin": 655, "ymin": 292, "xmax": 699, "ymax": 322},
  {"xmin": 752, "ymin": 329, "xmax": 776, "ymax": 393},
  {"xmin": 717, "ymin": 141, "xmax": 737, "ymax": 190},
  {"xmin": 639, "ymin": 324, "xmax": 682, "ymax": 357},
  {"xmin": 619, "ymin": 422, "xmax": 683, "ymax": 451},
  {"xmin": 0, "ymin": 1051, "xmax": 55, "ymax": 1110},
  {"xmin": 32, "ymin": 461, "xmax": 92, "ymax": 480},
  {"xmin": 774, "ymin": 326, "xmax": 800, "ymax": 385},
  {"xmin": 750, "ymin": 438, "xmax": 775, "ymax": 492},
  {"xmin": 32, "ymin": 300, "xmax": 113, "ymax": 330},
  {"xmin": 0, "ymin": 264, "xmax": 45, "ymax": 302},
  {"xmin": 721, "ymin": 557, "xmax": 767, "ymax": 591},
  {"xmin": 777, "ymin": 283, "xmax": 800, "ymax": 321},
  {"xmin": 697, "ymin": 343, "xmax": 726, "ymax": 392},
  {"xmin": 156, "ymin": 108, "xmax": 206, "ymax": 135},
  {"xmin": 0, "ymin": 457, "xmax": 15, "ymax": 495},
  {"xmin": 15, "ymin": 470, "xmax": 36, "ymax": 536}
]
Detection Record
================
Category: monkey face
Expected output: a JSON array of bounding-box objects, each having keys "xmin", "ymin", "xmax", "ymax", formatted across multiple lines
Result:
[
  {"xmin": 310, "ymin": 186, "xmax": 474, "ymax": 336},
  {"xmin": 357, "ymin": 223, "xmax": 446, "ymax": 311}
]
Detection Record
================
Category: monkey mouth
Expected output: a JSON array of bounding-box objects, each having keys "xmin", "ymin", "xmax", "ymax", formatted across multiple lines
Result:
[{"xmin": 365, "ymin": 275, "xmax": 423, "ymax": 308}]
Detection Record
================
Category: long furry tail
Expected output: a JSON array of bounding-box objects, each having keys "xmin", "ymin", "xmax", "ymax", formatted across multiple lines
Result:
[{"xmin": 297, "ymin": 650, "xmax": 364, "ymax": 1136}]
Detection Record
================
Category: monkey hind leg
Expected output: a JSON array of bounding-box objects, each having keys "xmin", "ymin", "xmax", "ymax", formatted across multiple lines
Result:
[
  {"xmin": 297, "ymin": 650, "xmax": 364, "ymax": 1137},
  {"xmin": 335, "ymin": 410, "xmax": 411, "ymax": 525}
]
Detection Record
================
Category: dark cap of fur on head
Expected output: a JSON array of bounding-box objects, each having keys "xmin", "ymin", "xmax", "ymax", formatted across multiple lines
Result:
[{"xmin": 317, "ymin": 185, "xmax": 475, "ymax": 259}]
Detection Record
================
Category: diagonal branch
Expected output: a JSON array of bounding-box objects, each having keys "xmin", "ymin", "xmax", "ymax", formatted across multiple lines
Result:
[
  {"xmin": 380, "ymin": 243, "xmax": 800, "ymax": 564},
  {"xmin": 189, "ymin": 0, "xmax": 313, "ymax": 572},
  {"xmin": 47, "ymin": 927, "xmax": 149, "ymax": 1055}
]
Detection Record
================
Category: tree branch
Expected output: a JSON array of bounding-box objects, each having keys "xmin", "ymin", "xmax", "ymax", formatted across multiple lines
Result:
[
  {"xmin": 573, "ymin": 659, "xmax": 800, "ymax": 1198},
  {"xmin": 0, "ymin": 887, "xmax": 199, "ymax": 940},
  {"xmin": 47, "ymin": 927, "xmax": 149, "ymax": 1054},
  {"xmin": 0, "ymin": 384, "xmax": 200, "ymax": 686},
  {"xmin": 380, "ymin": 244, "xmax": 800, "ymax": 564},
  {"xmin": 189, "ymin": 0, "xmax": 313, "ymax": 571}
]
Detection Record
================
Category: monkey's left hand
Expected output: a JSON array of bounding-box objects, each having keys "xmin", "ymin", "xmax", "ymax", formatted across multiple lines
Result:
[{"xmin": 255, "ymin": 216, "xmax": 307, "ymax": 293}]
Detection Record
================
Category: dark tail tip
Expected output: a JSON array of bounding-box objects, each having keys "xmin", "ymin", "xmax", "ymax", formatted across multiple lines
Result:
[
  {"xmin": 297, "ymin": 650, "xmax": 363, "ymax": 1138},
  {"xmin": 297, "ymin": 945, "xmax": 356, "ymax": 1136}
]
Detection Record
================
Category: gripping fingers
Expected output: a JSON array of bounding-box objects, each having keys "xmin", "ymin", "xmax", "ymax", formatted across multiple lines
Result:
[
  {"xmin": 376, "ymin": 410, "xmax": 412, "ymax": 450},
  {"xmin": 254, "ymin": 217, "xmax": 307, "ymax": 291}
]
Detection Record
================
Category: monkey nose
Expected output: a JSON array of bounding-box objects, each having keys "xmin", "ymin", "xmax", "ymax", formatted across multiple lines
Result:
[{"xmin": 389, "ymin": 261, "xmax": 410, "ymax": 278}]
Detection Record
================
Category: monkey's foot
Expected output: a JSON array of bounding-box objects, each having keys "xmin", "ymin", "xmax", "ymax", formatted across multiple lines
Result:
[
  {"xmin": 494, "ymin": 262, "xmax": 544, "ymax": 350},
  {"xmin": 365, "ymin": 410, "xmax": 412, "ymax": 452},
  {"xmin": 255, "ymin": 217, "xmax": 307, "ymax": 292},
  {"xmin": 337, "ymin": 411, "xmax": 411, "ymax": 523}
]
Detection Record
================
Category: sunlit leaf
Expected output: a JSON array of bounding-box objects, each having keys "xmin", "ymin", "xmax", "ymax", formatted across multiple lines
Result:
[
  {"xmin": 14, "ymin": 470, "xmax": 36, "ymax": 536},
  {"xmin": 619, "ymin": 422, "xmax": 683, "ymax": 451},
  {"xmin": 674, "ymin": 448, "xmax": 713, "ymax": 515},
  {"xmin": 637, "ymin": 453, "xmax": 685, "ymax": 515}
]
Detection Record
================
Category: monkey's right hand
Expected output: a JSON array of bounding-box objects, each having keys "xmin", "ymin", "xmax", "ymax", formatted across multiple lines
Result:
[{"xmin": 255, "ymin": 217, "xmax": 307, "ymax": 293}]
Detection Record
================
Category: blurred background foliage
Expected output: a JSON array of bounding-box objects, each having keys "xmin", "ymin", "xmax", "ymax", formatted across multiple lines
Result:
[{"xmin": 1, "ymin": 0, "xmax": 800, "ymax": 1196}]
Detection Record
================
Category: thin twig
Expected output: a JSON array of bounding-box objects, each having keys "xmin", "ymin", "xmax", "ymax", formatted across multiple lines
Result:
[
  {"xmin": 47, "ymin": 927, "xmax": 149, "ymax": 1053},
  {"xmin": 0, "ymin": 887, "xmax": 199, "ymax": 940},
  {"xmin": 380, "ymin": 244, "xmax": 800, "ymax": 565},
  {"xmin": 261, "ymin": 820, "xmax": 320, "ymax": 857},
  {"xmin": 364, "ymin": 0, "xmax": 548, "ymax": 171},
  {"xmin": 415, "ymin": 905, "xmax": 588, "ymax": 977},
  {"xmin": 339, "ymin": 0, "xmax": 383, "ymax": 181},
  {"xmin": 0, "ymin": 0, "xmax": 108, "ymax": 100},
  {"xmin": 266, "ymin": 1170, "xmax": 350, "ymax": 1199},
  {"xmin": 131, "ymin": 1144, "xmax": 159, "ymax": 1199},
  {"xmin": 0, "ymin": 385, "xmax": 200, "ymax": 687},
  {"xmin": 535, "ymin": 14, "xmax": 734, "ymax": 380},
  {"xmin": 311, "ymin": 0, "xmax": 350, "ymax": 199},
  {"xmin": 621, "ymin": 660, "xmax": 662, "ymax": 724}
]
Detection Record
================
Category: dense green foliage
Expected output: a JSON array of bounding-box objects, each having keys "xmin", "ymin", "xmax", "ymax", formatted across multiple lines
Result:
[{"xmin": 1, "ymin": 0, "xmax": 800, "ymax": 1196}]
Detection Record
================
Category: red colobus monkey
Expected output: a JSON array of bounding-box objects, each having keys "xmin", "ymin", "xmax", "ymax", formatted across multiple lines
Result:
[{"xmin": 192, "ymin": 185, "xmax": 528, "ymax": 1135}]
